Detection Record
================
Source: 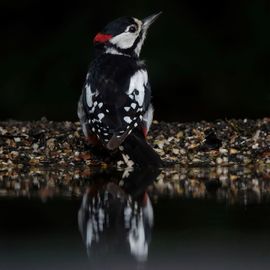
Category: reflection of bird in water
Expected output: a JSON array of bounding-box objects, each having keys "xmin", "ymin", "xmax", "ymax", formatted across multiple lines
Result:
[{"xmin": 78, "ymin": 169, "xmax": 159, "ymax": 262}]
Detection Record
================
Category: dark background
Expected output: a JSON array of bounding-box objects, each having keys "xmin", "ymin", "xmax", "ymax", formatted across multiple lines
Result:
[{"xmin": 1, "ymin": 0, "xmax": 269, "ymax": 122}]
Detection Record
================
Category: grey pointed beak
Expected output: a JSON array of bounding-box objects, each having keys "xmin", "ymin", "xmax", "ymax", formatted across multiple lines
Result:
[{"xmin": 142, "ymin": 12, "xmax": 162, "ymax": 30}]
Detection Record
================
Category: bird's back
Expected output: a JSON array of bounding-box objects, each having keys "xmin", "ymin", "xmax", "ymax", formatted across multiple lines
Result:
[{"xmin": 81, "ymin": 54, "xmax": 151, "ymax": 149}]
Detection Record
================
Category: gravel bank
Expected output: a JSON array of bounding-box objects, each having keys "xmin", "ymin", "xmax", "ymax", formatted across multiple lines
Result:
[{"xmin": 0, "ymin": 118, "xmax": 270, "ymax": 169}]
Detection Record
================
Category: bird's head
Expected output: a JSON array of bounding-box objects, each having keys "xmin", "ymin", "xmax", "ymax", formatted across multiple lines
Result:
[{"xmin": 93, "ymin": 12, "xmax": 162, "ymax": 57}]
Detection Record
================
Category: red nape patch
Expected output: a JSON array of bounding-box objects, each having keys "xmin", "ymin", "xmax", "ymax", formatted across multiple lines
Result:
[{"xmin": 93, "ymin": 33, "xmax": 113, "ymax": 43}]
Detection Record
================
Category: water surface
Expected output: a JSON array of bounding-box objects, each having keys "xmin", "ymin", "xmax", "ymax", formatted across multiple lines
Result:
[{"xmin": 1, "ymin": 166, "xmax": 270, "ymax": 270}]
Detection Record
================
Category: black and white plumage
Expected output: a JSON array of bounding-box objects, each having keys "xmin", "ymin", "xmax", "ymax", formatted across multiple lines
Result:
[
  {"xmin": 78, "ymin": 13, "xmax": 162, "ymax": 167},
  {"xmin": 78, "ymin": 168, "xmax": 158, "ymax": 261}
]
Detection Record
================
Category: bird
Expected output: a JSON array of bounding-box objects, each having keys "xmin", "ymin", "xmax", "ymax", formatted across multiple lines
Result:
[
  {"xmin": 78, "ymin": 12, "xmax": 162, "ymax": 167},
  {"xmin": 78, "ymin": 168, "xmax": 157, "ymax": 261}
]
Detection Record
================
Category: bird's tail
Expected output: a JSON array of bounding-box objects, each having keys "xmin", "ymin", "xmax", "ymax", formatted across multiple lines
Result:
[{"xmin": 121, "ymin": 129, "xmax": 162, "ymax": 168}]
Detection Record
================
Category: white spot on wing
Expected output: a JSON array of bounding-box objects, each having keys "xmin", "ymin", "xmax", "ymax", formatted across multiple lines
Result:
[
  {"xmin": 98, "ymin": 113, "xmax": 105, "ymax": 120},
  {"xmin": 124, "ymin": 107, "xmax": 130, "ymax": 112},
  {"xmin": 124, "ymin": 116, "xmax": 132, "ymax": 124},
  {"xmin": 131, "ymin": 103, "xmax": 137, "ymax": 109},
  {"xmin": 98, "ymin": 102, "xmax": 103, "ymax": 108}
]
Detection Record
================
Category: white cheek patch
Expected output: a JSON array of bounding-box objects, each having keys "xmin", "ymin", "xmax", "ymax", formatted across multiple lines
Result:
[
  {"xmin": 110, "ymin": 32, "xmax": 138, "ymax": 49},
  {"xmin": 127, "ymin": 70, "xmax": 148, "ymax": 106}
]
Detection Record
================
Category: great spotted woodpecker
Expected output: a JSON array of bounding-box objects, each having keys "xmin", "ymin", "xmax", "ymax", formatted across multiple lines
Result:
[
  {"xmin": 78, "ymin": 13, "xmax": 162, "ymax": 167},
  {"xmin": 78, "ymin": 169, "xmax": 158, "ymax": 261}
]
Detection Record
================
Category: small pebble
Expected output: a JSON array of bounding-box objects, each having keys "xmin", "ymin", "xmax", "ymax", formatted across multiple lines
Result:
[{"xmin": 14, "ymin": 137, "xmax": 21, "ymax": 143}]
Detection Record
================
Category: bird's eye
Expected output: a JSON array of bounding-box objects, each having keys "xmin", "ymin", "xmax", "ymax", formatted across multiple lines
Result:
[{"xmin": 128, "ymin": 25, "xmax": 137, "ymax": 33}]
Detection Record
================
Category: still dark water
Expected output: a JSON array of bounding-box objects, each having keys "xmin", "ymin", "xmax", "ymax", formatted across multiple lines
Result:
[{"xmin": 1, "ymin": 167, "xmax": 270, "ymax": 270}]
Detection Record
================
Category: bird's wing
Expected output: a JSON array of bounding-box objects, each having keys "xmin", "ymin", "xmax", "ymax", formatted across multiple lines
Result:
[{"xmin": 82, "ymin": 57, "xmax": 151, "ymax": 150}]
